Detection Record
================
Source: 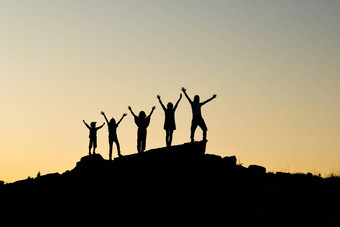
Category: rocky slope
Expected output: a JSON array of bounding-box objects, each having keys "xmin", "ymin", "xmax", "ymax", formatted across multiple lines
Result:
[{"xmin": 1, "ymin": 141, "xmax": 339, "ymax": 225}]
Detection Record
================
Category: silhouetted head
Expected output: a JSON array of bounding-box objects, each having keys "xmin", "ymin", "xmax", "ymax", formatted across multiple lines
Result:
[
  {"xmin": 194, "ymin": 95, "xmax": 200, "ymax": 103},
  {"xmin": 167, "ymin": 102, "xmax": 173, "ymax": 109},
  {"xmin": 139, "ymin": 111, "xmax": 146, "ymax": 119},
  {"xmin": 109, "ymin": 118, "xmax": 116, "ymax": 125},
  {"xmin": 90, "ymin": 122, "xmax": 97, "ymax": 128}
]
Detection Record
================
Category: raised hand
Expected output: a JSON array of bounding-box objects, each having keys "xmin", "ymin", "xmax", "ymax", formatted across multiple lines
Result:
[
  {"xmin": 181, "ymin": 87, "xmax": 186, "ymax": 92},
  {"xmin": 100, "ymin": 111, "xmax": 105, "ymax": 115},
  {"xmin": 152, "ymin": 106, "xmax": 156, "ymax": 110},
  {"xmin": 123, "ymin": 113, "xmax": 127, "ymax": 117},
  {"xmin": 213, "ymin": 94, "xmax": 217, "ymax": 99},
  {"xmin": 157, "ymin": 95, "xmax": 161, "ymax": 99}
]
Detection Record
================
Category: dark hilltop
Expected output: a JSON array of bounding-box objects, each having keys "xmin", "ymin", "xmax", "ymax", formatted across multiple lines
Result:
[{"xmin": 1, "ymin": 141, "xmax": 340, "ymax": 225}]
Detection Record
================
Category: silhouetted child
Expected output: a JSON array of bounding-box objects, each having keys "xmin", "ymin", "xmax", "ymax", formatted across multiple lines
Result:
[
  {"xmin": 157, "ymin": 94, "xmax": 182, "ymax": 147},
  {"xmin": 101, "ymin": 111, "xmax": 127, "ymax": 160},
  {"xmin": 181, "ymin": 87, "xmax": 216, "ymax": 142},
  {"xmin": 128, "ymin": 106, "xmax": 155, "ymax": 153},
  {"xmin": 83, "ymin": 120, "xmax": 105, "ymax": 155}
]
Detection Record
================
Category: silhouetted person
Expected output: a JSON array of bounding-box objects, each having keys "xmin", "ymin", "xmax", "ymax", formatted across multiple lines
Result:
[
  {"xmin": 128, "ymin": 106, "xmax": 156, "ymax": 153},
  {"xmin": 181, "ymin": 87, "xmax": 216, "ymax": 142},
  {"xmin": 101, "ymin": 111, "xmax": 127, "ymax": 160},
  {"xmin": 83, "ymin": 120, "xmax": 105, "ymax": 155},
  {"xmin": 157, "ymin": 94, "xmax": 182, "ymax": 147}
]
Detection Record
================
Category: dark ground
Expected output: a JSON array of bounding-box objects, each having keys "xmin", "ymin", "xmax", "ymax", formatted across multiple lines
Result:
[{"xmin": 1, "ymin": 141, "xmax": 340, "ymax": 225}]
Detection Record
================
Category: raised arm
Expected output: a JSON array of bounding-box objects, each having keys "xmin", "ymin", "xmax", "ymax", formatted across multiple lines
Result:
[
  {"xmin": 174, "ymin": 93, "xmax": 182, "ymax": 111},
  {"xmin": 97, "ymin": 122, "xmax": 105, "ymax": 130},
  {"xmin": 83, "ymin": 120, "xmax": 90, "ymax": 129},
  {"xmin": 181, "ymin": 87, "xmax": 192, "ymax": 104},
  {"xmin": 101, "ymin": 111, "xmax": 109, "ymax": 125},
  {"xmin": 128, "ymin": 106, "xmax": 137, "ymax": 118},
  {"xmin": 157, "ymin": 95, "xmax": 166, "ymax": 111},
  {"xmin": 201, "ymin": 94, "xmax": 217, "ymax": 106},
  {"xmin": 117, "ymin": 113, "xmax": 127, "ymax": 126},
  {"xmin": 147, "ymin": 106, "xmax": 156, "ymax": 118}
]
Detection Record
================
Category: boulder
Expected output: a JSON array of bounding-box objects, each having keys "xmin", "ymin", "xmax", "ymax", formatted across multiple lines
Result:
[
  {"xmin": 223, "ymin": 156, "xmax": 237, "ymax": 167},
  {"xmin": 248, "ymin": 165, "xmax": 266, "ymax": 175},
  {"xmin": 73, "ymin": 153, "xmax": 108, "ymax": 175}
]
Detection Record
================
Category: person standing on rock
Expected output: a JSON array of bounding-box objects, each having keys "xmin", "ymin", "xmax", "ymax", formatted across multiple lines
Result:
[
  {"xmin": 181, "ymin": 87, "xmax": 216, "ymax": 142},
  {"xmin": 101, "ymin": 111, "xmax": 127, "ymax": 160},
  {"xmin": 83, "ymin": 120, "xmax": 105, "ymax": 155},
  {"xmin": 157, "ymin": 94, "xmax": 182, "ymax": 147},
  {"xmin": 128, "ymin": 106, "xmax": 156, "ymax": 153}
]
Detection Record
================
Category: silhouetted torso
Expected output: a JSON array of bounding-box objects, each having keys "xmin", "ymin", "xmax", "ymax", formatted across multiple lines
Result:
[
  {"xmin": 164, "ymin": 109, "xmax": 176, "ymax": 130},
  {"xmin": 108, "ymin": 123, "xmax": 117, "ymax": 140},
  {"xmin": 89, "ymin": 128, "xmax": 100, "ymax": 139},
  {"xmin": 191, "ymin": 102, "xmax": 202, "ymax": 117},
  {"xmin": 134, "ymin": 116, "xmax": 150, "ymax": 129}
]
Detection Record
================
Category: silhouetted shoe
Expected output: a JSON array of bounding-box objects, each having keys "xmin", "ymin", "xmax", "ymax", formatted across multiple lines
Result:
[{"xmin": 191, "ymin": 139, "xmax": 195, "ymax": 143}]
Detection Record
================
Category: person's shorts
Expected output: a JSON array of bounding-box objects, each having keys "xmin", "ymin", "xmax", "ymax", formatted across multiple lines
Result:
[
  {"xmin": 109, "ymin": 135, "xmax": 118, "ymax": 144},
  {"xmin": 89, "ymin": 138, "xmax": 97, "ymax": 148},
  {"xmin": 191, "ymin": 116, "xmax": 207, "ymax": 131}
]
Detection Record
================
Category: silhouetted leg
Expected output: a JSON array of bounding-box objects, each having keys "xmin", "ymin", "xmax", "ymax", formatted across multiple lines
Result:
[
  {"xmin": 190, "ymin": 129, "xmax": 195, "ymax": 142},
  {"xmin": 166, "ymin": 131, "xmax": 170, "ymax": 147},
  {"xmin": 89, "ymin": 140, "xmax": 92, "ymax": 155},
  {"xmin": 115, "ymin": 140, "xmax": 122, "ymax": 157},
  {"xmin": 142, "ymin": 138, "xmax": 146, "ymax": 152},
  {"xmin": 137, "ymin": 138, "xmax": 141, "ymax": 153},
  {"xmin": 109, "ymin": 141, "xmax": 113, "ymax": 160},
  {"xmin": 137, "ymin": 129, "xmax": 144, "ymax": 153},
  {"xmin": 165, "ymin": 131, "xmax": 168, "ymax": 147},
  {"xmin": 203, "ymin": 130, "xmax": 207, "ymax": 141},
  {"xmin": 199, "ymin": 117, "xmax": 208, "ymax": 141},
  {"xmin": 93, "ymin": 138, "xmax": 97, "ymax": 154},
  {"xmin": 140, "ymin": 130, "xmax": 147, "ymax": 152},
  {"xmin": 169, "ymin": 130, "xmax": 173, "ymax": 146},
  {"xmin": 191, "ymin": 118, "xmax": 198, "ymax": 142}
]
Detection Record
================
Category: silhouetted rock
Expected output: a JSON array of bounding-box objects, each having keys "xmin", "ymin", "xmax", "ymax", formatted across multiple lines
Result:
[
  {"xmin": 248, "ymin": 164, "xmax": 266, "ymax": 175},
  {"xmin": 1, "ymin": 141, "xmax": 340, "ymax": 225},
  {"xmin": 74, "ymin": 153, "xmax": 106, "ymax": 170},
  {"xmin": 204, "ymin": 153, "xmax": 222, "ymax": 161},
  {"xmin": 223, "ymin": 155, "xmax": 237, "ymax": 167},
  {"xmin": 35, "ymin": 172, "xmax": 60, "ymax": 183},
  {"xmin": 116, "ymin": 140, "xmax": 207, "ymax": 161}
]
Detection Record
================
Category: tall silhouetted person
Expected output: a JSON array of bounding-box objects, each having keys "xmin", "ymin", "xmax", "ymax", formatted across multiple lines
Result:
[
  {"xmin": 83, "ymin": 120, "xmax": 105, "ymax": 155},
  {"xmin": 128, "ymin": 106, "xmax": 156, "ymax": 153},
  {"xmin": 181, "ymin": 87, "xmax": 216, "ymax": 142},
  {"xmin": 157, "ymin": 94, "xmax": 182, "ymax": 147},
  {"xmin": 101, "ymin": 111, "xmax": 127, "ymax": 160}
]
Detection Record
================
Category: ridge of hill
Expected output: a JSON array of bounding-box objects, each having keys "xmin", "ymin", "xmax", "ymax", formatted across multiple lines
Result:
[{"xmin": 1, "ymin": 141, "xmax": 340, "ymax": 225}]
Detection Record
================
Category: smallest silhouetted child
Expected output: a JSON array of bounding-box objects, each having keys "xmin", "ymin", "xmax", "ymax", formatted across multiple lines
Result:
[{"xmin": 83, "ymin": 120, "xmax": 105, "ymax": 155}]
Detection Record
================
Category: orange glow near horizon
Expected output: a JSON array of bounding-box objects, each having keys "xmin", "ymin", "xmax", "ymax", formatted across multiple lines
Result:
[{"xmin": 1, "ymin": 1, "xmax": 340, "ymax": 182}]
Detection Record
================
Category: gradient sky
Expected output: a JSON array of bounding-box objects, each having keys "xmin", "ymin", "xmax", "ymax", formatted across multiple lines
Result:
[{"xmin": 1, "ymin": 0, "xmax": 339, "ymax": 182}]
